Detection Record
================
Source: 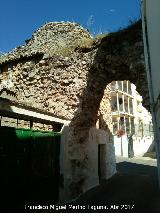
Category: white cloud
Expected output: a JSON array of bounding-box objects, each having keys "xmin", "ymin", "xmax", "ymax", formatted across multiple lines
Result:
[
  {"xmin": 87, "ymin": 15, "xmax": 94, "ymax": 26},
  {"xmin": 109, "ymin": 9, "xmax": 116, "ymax": 13}
]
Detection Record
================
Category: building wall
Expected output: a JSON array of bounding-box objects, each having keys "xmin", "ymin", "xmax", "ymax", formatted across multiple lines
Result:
[
  {"xmin": 111, "ymin": 80, "xmax": 153, "ymax": 157},
  {"xmin": 0, "ymin": 22, "xmax": 115, "ymax": 202},
  {"xmin": 60, "ymin": 125, "xmax": 116, "ymax": 202},
  {"xmin": 0, "ymin": 55, "xmax": 86, "ymax": 120},
  {"xmin": 142, "ymin": 0, "xmax": 160, "ymax": 141},
  {"xmin": 142, "ymin": 0, "xmax": 160, "ymax": 184},
  {"xmin": 0, "ymin": 52, "xmax": 115, "ymax": 202},
  {"xmin": 0, "ymin": 20, "xmax": 151, "ymax": 201},
  {"xmin": 110, "ymin": 81, "xmax": 134, "ymax": 135},
  {"xmin": 142, "ymin": 0, "xmax": 160, "ymax": 102}
]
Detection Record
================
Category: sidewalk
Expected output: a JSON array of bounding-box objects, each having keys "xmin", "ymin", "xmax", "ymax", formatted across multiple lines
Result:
[{"xmin": 116, "ymin": 156, "xmax": 157, "ymax": 166}]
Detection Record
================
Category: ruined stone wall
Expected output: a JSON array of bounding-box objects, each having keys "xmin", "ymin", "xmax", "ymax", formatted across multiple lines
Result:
[
  {"xmin": 0, "ymin": 39, "xmax": 114, "ymax": 201},
  {"xmin": 0, "ymin": 20, "xmax": 149, "ymax": 131},
  {"xmin": 0, "ymin": 22, "xmax": 92, "ymax": 63},
  {"xmin": 0, "ymin": 51, "xmax": 112, "ymax": 132},
  {"xmin": 98, "ymin": 86, "xmax": 113, "ymax": 132},
  {"xmin": 0, "ymin": 21, "xmax": 112, "ymax": 131},
  {"xmin": 0, "ymin": 20, "xmax": 150, "ymax": 201},
  {"xmin": 0, "ymin": 16, "xmax": 116, "ymax": 132}
]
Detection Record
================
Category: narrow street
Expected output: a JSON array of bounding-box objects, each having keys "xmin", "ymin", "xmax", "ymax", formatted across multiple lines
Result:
[
  {"xmin": 1, "ymin": 1, "xmax": 160, "ymax": 213},
  {"xmin": 116, "ymin": 156, "xmax": 158, "ymax": 183},
  {"xmin": 65, "ymin": 156, "xmax": 160, "ymax": 213}
]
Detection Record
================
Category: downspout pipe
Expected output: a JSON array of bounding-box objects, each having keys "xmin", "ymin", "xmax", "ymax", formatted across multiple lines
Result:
[{"xmin": 141, "ymin": 0, "xmax": 160, "ymax": 187}]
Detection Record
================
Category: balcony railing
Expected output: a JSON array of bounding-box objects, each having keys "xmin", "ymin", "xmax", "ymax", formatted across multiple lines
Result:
[{"xmin": 111, "ymin": 85, "xmax": 118, "ymax": 91}]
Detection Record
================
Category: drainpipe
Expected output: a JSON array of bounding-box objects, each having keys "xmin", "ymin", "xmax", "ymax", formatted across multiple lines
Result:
[{"xmin": 141, "ymin": 0, "xmax": 160, "ymax": 187}]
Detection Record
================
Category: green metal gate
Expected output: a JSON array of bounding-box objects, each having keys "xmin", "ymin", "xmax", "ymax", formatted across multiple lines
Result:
[{"xmin": 0, "ymin": 126, "xmax": 60, "ymax": 207}]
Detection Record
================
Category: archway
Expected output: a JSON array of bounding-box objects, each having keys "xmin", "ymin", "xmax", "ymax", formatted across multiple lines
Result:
[
  {"xmin": 65, "ymin": 20, "xmax": 151, "ymax": 200},
  {"xmin": 0, "ymin": 19, "xmax": 151, "ymax": 203}
]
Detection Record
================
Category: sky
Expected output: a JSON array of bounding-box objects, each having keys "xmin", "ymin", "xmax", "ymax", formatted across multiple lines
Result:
[{"xmin": 0, "ymin": 0, "xmax": 140, "ymax": 53}]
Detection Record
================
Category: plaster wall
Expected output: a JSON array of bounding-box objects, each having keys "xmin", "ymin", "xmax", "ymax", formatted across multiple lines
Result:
[
  {"xmin": 133, "ymin": 137, "xmax": 153, "ymax": 156},
  {"xmin": 60, "ymin": 126, "xmax": 116, "ymax": 202},
  {"xmin": 143, "ymin": 0, "xmax": 160, "ymax": 102},
  {"xmin": 114, "ymin": 135, "xmax": 129, "ymax": 157}
]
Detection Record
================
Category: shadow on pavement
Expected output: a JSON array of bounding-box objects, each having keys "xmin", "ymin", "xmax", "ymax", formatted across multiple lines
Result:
[
  {"xmin": 116, "ymin": 161, "xmax": 158, "ymax": 184},
  {"xmin": 66, "ymin": 161, "xmax": 160, "ymax": 213},
  {"xmin": 68, "ymin": 173, "xmax": 158, "ymax": 213}
]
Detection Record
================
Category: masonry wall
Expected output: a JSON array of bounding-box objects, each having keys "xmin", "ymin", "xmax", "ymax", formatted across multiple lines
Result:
[
  {"xmin": 0, "ymin": 52, "xmax": 112, "ymax": 129},
  {"xmin": 0, "ymin": 20, "xmax": 150, "ymax": 201},
  {"xmin": 0, "ymin": 45, "xmax": 114, "ymax": 202}
]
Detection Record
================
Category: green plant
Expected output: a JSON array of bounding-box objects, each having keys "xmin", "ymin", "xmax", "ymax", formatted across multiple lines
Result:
[
  {"xmin": 94, "ymin": 33, "xmax": 109, "ymax": 40},
  {"xmin": 49, "ymin": 37, "xmax": 93, "ymax": 57}
]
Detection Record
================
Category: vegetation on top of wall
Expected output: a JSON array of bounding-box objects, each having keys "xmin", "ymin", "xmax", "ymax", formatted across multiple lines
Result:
[
  {"xmin": 94, "ymin": 33, "xmax": 109, "ymax": 40},
  {"xmin": 0, "ymin": 20, "xmax": 142, "ymax": 63},
  {"xmin": 75, "ymin": 19, "xmax": 142, "ymax": 54},
  {"xmin": 100, "ymin": 20, "xmax": 142, "ymax": 47},
  {"xmin": 50, "ymin": 37, "xmax": 94, "ymax": 57},
  {"xmin": 81, "ymin": 19, "xmax": 142, "ymax": 52}
]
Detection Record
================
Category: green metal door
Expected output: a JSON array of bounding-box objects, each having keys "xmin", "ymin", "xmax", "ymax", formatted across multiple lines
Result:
[
  {"xmin": 29, "ymin": 130, "xmax": 60, "ymax": 203},
  {"xmin": 0, "ymin": 126, "xmax": 60, "ymax": 207},
  {"xmin": 0, "ymin": 127, "xmax": 30, "ymax": 187}
]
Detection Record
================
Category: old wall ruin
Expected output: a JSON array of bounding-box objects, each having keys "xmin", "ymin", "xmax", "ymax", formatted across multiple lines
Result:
[{"xmin": 0, "ymin": 20, "xmax": 149, "ymax": 201}]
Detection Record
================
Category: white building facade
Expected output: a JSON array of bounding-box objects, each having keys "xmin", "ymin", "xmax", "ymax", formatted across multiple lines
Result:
[
  {"xmin": 141, "ymin": 0, "xmax": 160, "ymax": 186},
  {"xmin": 110, "ymin": 80, "xmax": 153, "ymax": 157}
]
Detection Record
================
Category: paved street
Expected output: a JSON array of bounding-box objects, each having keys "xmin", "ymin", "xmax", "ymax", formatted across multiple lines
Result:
[
  {"xmin": 66, "ymin": 156, "xmax": 160, "ymax": 213},
  {"xmin": 116, "ymin": 156, "xmax": 157, "ymax": 166},
  {"xmin": 116, "ymin": 156, "xmax": 158, "ymax": 183},
  {"xmin": 10, "ymin": 156, "xmax": 160, "ymax": 212}
]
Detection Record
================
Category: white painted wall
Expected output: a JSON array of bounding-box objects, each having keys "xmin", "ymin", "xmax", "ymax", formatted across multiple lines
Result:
[
  {"xmin": 142, "ymin": 0, "xmax": 160, "ymax": 186},
  {"xmin": 60, "ymin": 126, "xmax": 117, "ymax": 202},
  {"xmin": 114, "ymin": 135, "xmax": 129, "ymax": 157},
  {"xmin": 133, "ymin": 137, "xmax": 153, "ymax": 156},
  {"xmin": 96, "ymin": 128, "xmax": 117, "ymax": 179},
  {"xmin": 142, "ymin": 0, "xmax": 160, "ymax": 103},
  {"xmin": 114, "ymin": 135, "xmax": 153, "ymax": 157}
]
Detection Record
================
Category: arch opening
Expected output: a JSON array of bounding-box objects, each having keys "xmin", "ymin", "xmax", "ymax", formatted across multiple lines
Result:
[{"xmin": 66, "ymin": 20, "xmax": 153, "ymax": 200}]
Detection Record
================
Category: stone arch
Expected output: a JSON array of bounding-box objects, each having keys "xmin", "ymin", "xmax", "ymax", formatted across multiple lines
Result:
[
  {"xmin": 0, "ymin": 20, "xmax": 150, "ymax": 203},
  {"xmin": 64, "ymin": 20, "xmax": 150, "ymax": 201}
]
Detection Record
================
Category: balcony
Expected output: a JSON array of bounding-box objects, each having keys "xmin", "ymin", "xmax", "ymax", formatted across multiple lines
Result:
[{"xmin": 111, "ymin": 83, "xmax": 118, "ymax": 91}]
